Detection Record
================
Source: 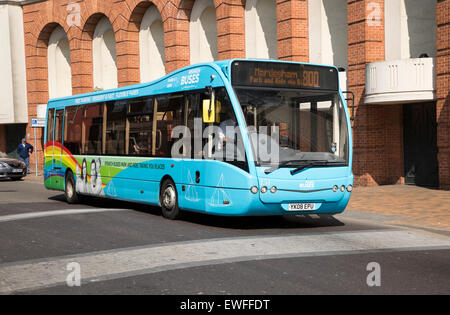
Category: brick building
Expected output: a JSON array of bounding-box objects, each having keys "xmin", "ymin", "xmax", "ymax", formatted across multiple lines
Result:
[{"xmin": 0, "ymin": 0, "xmax": 448, "ymax": 189}]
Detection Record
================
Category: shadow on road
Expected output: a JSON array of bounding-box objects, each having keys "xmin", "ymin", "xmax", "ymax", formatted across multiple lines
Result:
[
  {"xmin": 179, "ymin": 212, "xmax": 345, "ymax": 230},
  {"xmin": 48, "ymin": 194, "xmax": 345, "ymax": 230}
]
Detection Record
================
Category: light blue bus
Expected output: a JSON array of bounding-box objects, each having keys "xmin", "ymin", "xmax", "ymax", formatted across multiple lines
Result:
[{"xmin": 44, "ymin": 59, "xmax": 353, "ymax": 219}]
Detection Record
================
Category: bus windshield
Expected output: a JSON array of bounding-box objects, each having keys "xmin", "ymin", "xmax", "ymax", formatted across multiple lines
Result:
[{"xmin": 234, "ymin": 88, "xmax": 349, "ymax": 167}]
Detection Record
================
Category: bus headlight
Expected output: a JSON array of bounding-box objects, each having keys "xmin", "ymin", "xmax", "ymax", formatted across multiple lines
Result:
[
  {"xmin": 347, "ymin": 185, "xmax": 353, "ymax": 192},
  {"xmin": 340, "ymin": 185, "xmax": 346, "ymax": 192},
  {"xmin": 333, "ymin": 185, "xmax": 338, "ymax": 192},
  {"xmin": 270, "ymin": 186, "xmax": 277, "ymax": 193},
  {"xmin": 261, "ymin": 186, "xmax": 268, "ymax": 193},
  {"xmin": 250, "ymin": 186, "xmax": 258, "ymax": 194}
]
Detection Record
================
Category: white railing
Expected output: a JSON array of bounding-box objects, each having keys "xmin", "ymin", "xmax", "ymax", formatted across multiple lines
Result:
[{"xmin": 364, "ymin": 58, "xmax": 436, "ymax": 105}]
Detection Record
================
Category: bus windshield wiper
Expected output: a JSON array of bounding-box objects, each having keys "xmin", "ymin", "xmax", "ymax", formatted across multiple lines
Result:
[
  {"xmin": 264, "ymin": 160, "xmax": 305, "ymax": 174},
  {"xmin": 264, "ymin": 160, "xmax": 328, "ymax": 175},
  {"xmin": 264, "ymin": 160, "xmax": 342, "ymax": 175},
  {"xmin": 289, "ymin": 160, "xmax": 330, "ymax": 175}
]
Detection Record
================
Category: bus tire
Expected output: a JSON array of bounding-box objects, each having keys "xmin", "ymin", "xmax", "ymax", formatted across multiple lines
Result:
[
  {"xmin": 65, "ymin": 171, "xmax": 79, "ymax": 204},
  {"xmin": 160, "ymin": 179, "xmax": 182, "ymax": 220}
]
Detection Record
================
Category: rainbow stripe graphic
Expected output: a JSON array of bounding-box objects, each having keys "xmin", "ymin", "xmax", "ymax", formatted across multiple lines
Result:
[{"xmin": 44, "ymin": 142, "xmax": 108, "ymax": 190}]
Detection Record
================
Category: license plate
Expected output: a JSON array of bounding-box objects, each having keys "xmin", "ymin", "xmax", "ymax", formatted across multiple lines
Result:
[
  {"xmin": 288, "ymin": 203, "xmax": 316, "ymax": 211},
  {"xmin": 12, "ymin": 169, "xmax": 23, "ymax": 173}
]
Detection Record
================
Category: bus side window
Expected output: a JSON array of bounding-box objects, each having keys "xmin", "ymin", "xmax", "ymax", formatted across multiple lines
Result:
[
  {"xmin": 83, "ymin": 103, "xmax": 103, "ymax": 155},
  {"xmin": 128, "ymin": 97, "xmax": 154, "ymax": 156},
  {"xmin": 155, "ymin": 94, "xmax": 184, "ymax": 157},
  {"xmin": 54, "ymin": 109, "xmax": 64, "ymax": 145},
  {"xmin": 105, "ymin": 101, "xmax": 127, "ymax": 155},
  {"xmin": 64, "ymin": 106, "xmax": 82, "ymax": 155},
  {"xmin": 46, "ymin": 108, "xmax": 54, "ymax": 145}
]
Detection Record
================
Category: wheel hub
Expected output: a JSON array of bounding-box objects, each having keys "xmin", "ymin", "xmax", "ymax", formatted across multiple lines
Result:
[
  {"xmin": 67, "ymin": 180, "xmax": 73, "ymax": 199},
  {"xmin": 162, "ymin": 185, "xmax": 176, "ymax": 210}
]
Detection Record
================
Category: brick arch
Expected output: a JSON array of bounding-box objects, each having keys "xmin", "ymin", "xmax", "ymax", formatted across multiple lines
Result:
[
  {"xmin": 129, "ymin": 1, "xmax": 166, "ymax": 30},
  {"xmin": 127, "ymin": 0, "xmax": 170, "ymax": 21},
  {"xmin": 177, "ymin": 0, "xmax": 237, "ymax": 15}
]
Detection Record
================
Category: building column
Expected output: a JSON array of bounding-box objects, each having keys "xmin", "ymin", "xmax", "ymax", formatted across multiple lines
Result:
[
  {"xmin": 163, "ymin": 1, "xmax": 190, "ymax": 73},
  {"xmin": 277, "ymin": 0, "xmax": 308, "ymax": 62},
  {"xmin": 114, "ymin": 1, "xmax": 137, "ymax": 88},
  {"xmin": 436, "ymin": 0, "xmax": 450, "ymax": 190},
  {"xmin": 216, "ymin": 0, "xmax": 245, "ymax": 60}
]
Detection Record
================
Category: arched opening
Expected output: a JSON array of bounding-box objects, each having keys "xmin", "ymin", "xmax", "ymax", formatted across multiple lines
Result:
[
  {"xmin": 48, "ymin": 26, "xmax": 72, "ymax": 98},
  {"xmin": 140, "ymin": 5, "xmax": 165, "ymax": 82},
  {"xmin": 245, "ymin": 0, "xmax": 277, "ymax": 59},
  {"xmin": 93, "ymin": 17, "xmax": 117, "ymax": 90},
  {"xmin": 308, "ymin": 0, "xmax": 348, "ymax": 89},
  {"xmin": 385, "ymin": 0, "xmax": 436, "ymax": 60},
  {"xmin": 190, "ymin": 0, "xmax": 218, "ymax": 64}
]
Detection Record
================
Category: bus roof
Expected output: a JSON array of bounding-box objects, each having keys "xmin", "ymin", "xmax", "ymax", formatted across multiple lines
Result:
[{"xmin": 46, "ymin": 59, "xmax": 338, "ymax": 109}]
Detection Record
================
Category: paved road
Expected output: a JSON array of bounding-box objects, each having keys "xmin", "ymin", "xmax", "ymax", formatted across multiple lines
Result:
[{"xmin": 0, "ymin": 179, "xmax": 449, "ymax": 295}]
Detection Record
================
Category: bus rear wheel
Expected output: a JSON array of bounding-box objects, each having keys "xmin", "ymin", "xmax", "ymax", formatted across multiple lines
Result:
[
  {"xmin": 65, "ymin": 171, "xmax": 79, "ymax": 204},
  {"xmin": 160, "ymin": 179, "xmax": 182, "ymax": 220}
]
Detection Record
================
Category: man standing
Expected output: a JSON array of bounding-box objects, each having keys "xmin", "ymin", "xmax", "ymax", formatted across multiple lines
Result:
[{"xmin": 17, "ymin": 138, "xmax": 33, "ymax": 174}]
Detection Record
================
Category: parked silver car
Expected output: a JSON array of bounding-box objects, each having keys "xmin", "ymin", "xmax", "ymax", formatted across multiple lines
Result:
[{"xmin": 0, "ymin": 157, "xmax": 27, "ymax": 180}]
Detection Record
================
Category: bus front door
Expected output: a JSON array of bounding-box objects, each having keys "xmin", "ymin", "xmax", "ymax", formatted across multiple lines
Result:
[{"xmin": 50, "ymin": 108, "xmax": 65, "ymax": 190}]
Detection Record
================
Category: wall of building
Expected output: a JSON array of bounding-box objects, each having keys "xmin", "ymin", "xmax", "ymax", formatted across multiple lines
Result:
[
  {"xmin": 347, "ymin": 0, "xmax": 404, "ymax": 187},
  {"xmin": 436, "ymin": 0, "xmax": 450, "ymax": 189}
]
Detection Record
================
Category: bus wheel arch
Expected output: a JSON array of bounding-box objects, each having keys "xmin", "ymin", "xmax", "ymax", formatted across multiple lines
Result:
[{"xmin": 159, "ymin": 176, "xmax": 182, "ymax": 220}]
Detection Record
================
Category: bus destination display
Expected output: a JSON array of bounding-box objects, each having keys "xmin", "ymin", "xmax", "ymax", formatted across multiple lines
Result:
[{"xmin": 231, "ymin": 61, "xmax": 338, "ymax": 91}]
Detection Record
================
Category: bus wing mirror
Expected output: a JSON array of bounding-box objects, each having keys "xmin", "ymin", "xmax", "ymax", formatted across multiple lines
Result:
[{"xmin": 202, "ymin": 99, "xmax": 215, "ymax": 123}]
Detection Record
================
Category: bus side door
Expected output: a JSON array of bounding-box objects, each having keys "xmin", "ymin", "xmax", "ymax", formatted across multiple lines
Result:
[
  {"xmin": 51, "ymin": 108, "xmax": 65, "ymax": 190},
  {"xmin": 180, "ymin": 92, "xmax": 205, "ymax": 210},
  {"xmin": 44, "ymin": 108, "xmax": 55, "ymax": 189}
]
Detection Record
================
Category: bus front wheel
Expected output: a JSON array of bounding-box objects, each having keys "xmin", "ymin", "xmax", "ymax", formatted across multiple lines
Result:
[
  {"xmin": 160, "ymin": 179, "xmax": 182, "ymax": 220},
  {"xmin": 65, "ymin": 171, "xmax": 79, "ymax": 204}
]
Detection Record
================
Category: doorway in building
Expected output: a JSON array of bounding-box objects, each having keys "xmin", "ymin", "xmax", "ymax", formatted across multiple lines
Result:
[{"xmin": 403, "ymin": 102, "xmax": 439, "ymax": 187}]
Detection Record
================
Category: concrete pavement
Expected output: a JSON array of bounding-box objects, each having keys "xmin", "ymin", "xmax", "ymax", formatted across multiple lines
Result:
[{"xmin": 346, "ymin": 185, "xmax": 450, "ymax": 231}]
